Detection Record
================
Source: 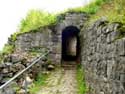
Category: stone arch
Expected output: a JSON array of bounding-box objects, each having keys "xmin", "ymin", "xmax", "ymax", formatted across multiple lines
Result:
[
  {"xmin": 61, "ymin": 26, "xmax": 80, "ymax": 62},
  {"xmin": 49, "ymin": 13, "xmax": 87, "ymax": 65}
]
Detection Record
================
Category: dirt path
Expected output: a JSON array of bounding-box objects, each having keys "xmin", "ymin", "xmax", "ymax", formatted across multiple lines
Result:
[{"xmin": 37, "ymin": 64, "xmax": 77, "ymax": 94}]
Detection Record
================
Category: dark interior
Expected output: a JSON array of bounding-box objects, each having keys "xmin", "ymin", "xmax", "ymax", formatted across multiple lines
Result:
[{"xmin": 62, "ymin": 26, "xmax": 80, "ymax": 61}]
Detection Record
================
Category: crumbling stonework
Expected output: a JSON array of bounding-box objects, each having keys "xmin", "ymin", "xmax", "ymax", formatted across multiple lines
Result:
[{"xmin": 81, "ymin": 18, "xmax": 125, "ymax": 94}]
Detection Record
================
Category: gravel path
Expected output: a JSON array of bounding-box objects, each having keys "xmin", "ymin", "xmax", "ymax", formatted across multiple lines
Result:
[{"xmin": 37, "ymin": 65, "xmax": 77, "ymax": 94}]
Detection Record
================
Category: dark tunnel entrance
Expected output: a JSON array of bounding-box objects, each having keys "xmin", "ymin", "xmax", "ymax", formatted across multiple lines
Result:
[{"xmin": 61, "ymin": 26, "xmax": 80, "ymax": 62}]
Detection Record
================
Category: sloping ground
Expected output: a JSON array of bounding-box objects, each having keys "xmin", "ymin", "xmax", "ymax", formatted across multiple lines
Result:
[{"xmin": 36, "ymin": 64, "xmax": 78, "ymax": 94}]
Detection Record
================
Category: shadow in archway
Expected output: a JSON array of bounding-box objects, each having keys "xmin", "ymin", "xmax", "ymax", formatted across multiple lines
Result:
[{"xmin": 62, "ymin": 26, "xmax": 80, "ymax": 63}]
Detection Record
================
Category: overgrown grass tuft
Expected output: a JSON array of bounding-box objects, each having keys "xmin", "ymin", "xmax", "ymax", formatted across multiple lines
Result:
[
  {"xmin": 63, "ymin": 0, "xmax": 109, "ymax": 14},
  {"xmin": 2, "ymin": 44, "xmax": 14, "ymax": 55},
  {"xmin": 0, "ymin": 52, "xmax": 3, "ymax": 63},
  {"xmin": 30, "ymin": 73, "xmax": 49, "ymax": 94},
  {"xmin": 77, "ymin": 64, "xmax": 86, "ymax": 94},
  {"xmin": 0, "ymin": 44, "xmax": 14, "ymax": 63},
  {"xmin": 11, "ymin": 10, "xmax": 57, "ymax": 41},
  {"xmin": 20, "ymin": 10, "xmax": 57, "ymax": 33}
]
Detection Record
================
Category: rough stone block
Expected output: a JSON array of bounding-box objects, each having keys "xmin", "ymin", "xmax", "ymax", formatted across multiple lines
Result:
[
  {"xmin": 120, "ymin": 73, "xmax": 125, "ymax": 82},
  {"xmin": 81, "ymin": 20, "xmax": 125, "ymax": 94},
  {"xmin": 117, "ymin": 38, "xmax": 125, "ymax": 56},
  {"xmin": 106, "ymin": 33, "xmax": 112, "ymax": 44}
]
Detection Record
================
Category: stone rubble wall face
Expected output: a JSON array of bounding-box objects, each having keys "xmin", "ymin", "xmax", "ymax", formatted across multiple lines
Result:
[
  {"xmin": 15, "ymin": 28, "xmax": 51, "ymax": 52},
  {"xmin": 80, "ymin": 19, "xmax": 125, "ymax": 94}
]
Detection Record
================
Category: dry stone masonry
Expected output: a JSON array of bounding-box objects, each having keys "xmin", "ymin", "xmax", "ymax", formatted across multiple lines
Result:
[
  {"xmin": 81, "ymin": 18, "xmax": 125, "ymax": 94},
  {"xmin": 15, "ymin": 13, "xmax": 88, "ymax": 64}
]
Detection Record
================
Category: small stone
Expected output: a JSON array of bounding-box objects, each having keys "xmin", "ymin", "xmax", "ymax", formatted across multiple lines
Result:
[
  {"xmin": 47, "ymin": 64, "xmax": 55, "ymax": 71},
  {"xmin": 2, "ymin": 68, "xmax": 9, "ymax": 73},
  {"xmin": 22, "ymin": 76, "xmax": 33, "ymax": 89},
  {"xmin": 1, "ymin": 86, "xmax": 16, "ymax": 94},
  {"xmin": 0, "ymin": 74, "xmax": 3, "ymax": 82},
  {"xmin": 18, "ymin": 89, "xmax": 26, "ymax": 94},
  {"xmin": 42, "ymin": 71, "xmax": 49, "ymax": 75},
  {"xmin": 120, "ymin": 73, "xmax": 125, "ymax": 82},
  {"xmin": 5, "ymin": 62, "xmax": 13, "ymax": 66},
  {"xmin": 100, "ymin": 91, "xmax": 104, "ymax": 94}
]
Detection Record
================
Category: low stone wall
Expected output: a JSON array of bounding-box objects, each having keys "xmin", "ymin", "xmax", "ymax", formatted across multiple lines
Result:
[{"xmin": 80, "ymin": 18, "xmax": 125, "ymax": 94}]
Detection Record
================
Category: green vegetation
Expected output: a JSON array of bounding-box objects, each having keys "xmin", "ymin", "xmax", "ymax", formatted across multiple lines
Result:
[
  {"xmin": 11, "ymin": 10, "xmax": 57, "ymax": 41},
  {"xmin": 30, "ymin": 73, "xmax": 49, "ymax": 94},
  {"xmin": 64, "ymin": 0, "xmax": 109, "ymax": 14},
  {"xmin": 116, "ymin": 25, "xmax": 125, "ymax": 39},
  {"xmin": 77, "ymin": 64, "xmax": 86, "ymax": 94},
  {"xmin": 0, "ymin": 52, "xmax": 3, "ymax": 63},
  {"xmin": 0, "ymin": 45, "xmax": 14, "ymax": 63},
  {"xmin": 20, "ymin": 10, "xmax": 57, "ymax": 33},
  {"xmin": 88, "ymin": 0, "xmax": 125, "ymax": 24},
  {"xmin": 1, "ymin": 9, "xmax": 58, "ymax": 60},
  {"xmin": 2, "ymin": 44, "xmax": 14, "ymax": 55},
  {"xmin": 11, "ymin": 0, "xmax": 110, "ymax": 41},
  {"xmin": 10, "ymin": 0, "xmax": 125, "ymax": 41},
  {"xmin": 64, "ymin": 0, "xmax": 125, "ymax": 24},
  {"xmin": 0, "ymin": 44, "xmax": 14, "ymax": 63}
]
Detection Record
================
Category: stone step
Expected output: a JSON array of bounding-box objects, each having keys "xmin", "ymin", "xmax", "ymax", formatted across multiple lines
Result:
[
  {"xmin": 62, "ymin": 61, "xmax": 76, "ymax": 65},
  {"xmin": 61, "ymin": 64, "xmax": 77, "ymax": 70}
]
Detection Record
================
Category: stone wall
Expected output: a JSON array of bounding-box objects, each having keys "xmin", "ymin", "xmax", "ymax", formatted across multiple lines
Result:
[
  {"xmin": 15, "ymin": 28, "xmax": 52, "ymax": 52},
  {"xmin": 80, "ymin": 18, "xmax": 125, "ymax": 94},
  {"xmin": 15, "ymin": 12, "xmax": 88, "ymax": 65},
  {"xmin": 50, "ymin": 12, "xmax": 88, "ymax": 64},
  {"xmin": 1, "ymin": 12, "xmax": 125, "ymax": 94}
]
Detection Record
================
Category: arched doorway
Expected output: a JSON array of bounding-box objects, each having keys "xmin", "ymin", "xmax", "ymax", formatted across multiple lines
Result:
[{"xmin": 61, "ymin": 26, "xmax": 80, "ymax": 63}]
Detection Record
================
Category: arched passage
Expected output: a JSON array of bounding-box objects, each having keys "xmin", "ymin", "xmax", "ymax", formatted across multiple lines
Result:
[{"xmin": 61, "ymin": 26, "xmax": 80, "ymax": 63}]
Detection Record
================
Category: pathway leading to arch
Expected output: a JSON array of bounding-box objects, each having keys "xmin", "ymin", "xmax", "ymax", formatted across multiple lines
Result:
[{"xmin": 37, "ymin": 62, "xmax": 78, "ymax": 94}]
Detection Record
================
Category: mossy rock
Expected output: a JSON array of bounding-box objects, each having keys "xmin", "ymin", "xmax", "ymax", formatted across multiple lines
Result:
[{"xmin": 119, "ymin": 25, "xmax": 125, "ymax": 33}]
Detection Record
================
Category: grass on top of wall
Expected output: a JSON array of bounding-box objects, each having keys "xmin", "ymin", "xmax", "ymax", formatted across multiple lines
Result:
[
  {"xmin": 61, "ymin": 0, "xmax": 109, "ymax": 15},
  {"xmin": 88, "ymin": 0, "xmax": 125, "ymax": 24},
  {"xmin": 10, "ymin": 0, "xmax": 112, "ymax": 42},
  {"xmin": 10, "ymin": 0, "xmax": 125, "ymax": 41},
  {"xmin": 11, "ymin": 0, "xmax": 109, "ymax": 41},
  {"xmin": 11, "ymin": 10, "xmax": 57, "ymax": 41},
  {"xmin": 19, "ymin": 10, "xmax": 57, "ymax": 33},
  {"xmin": 14, "ymin": 0, "xmax": 125, "ymax": 38}
]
